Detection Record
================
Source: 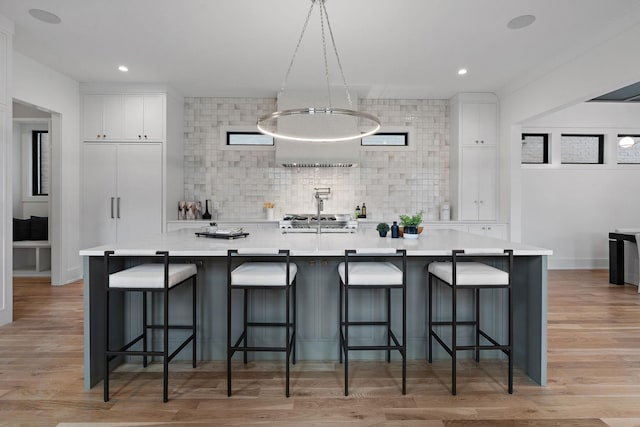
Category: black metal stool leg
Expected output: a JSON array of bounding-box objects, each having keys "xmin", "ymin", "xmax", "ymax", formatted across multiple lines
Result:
[
  {"xmin": 163, "ymin": 287, "xmax": 169, "ymax": 403},
  {"xmin": 243, "ymin": 288, "xmax": 248, "ymax": 364},
  {"xmin": 192, "ymin": 275, "xmax": 197, "ymax": 368},
  {"xmin": 386, "ymin": 287, "xmax": 391, "ymax": 363},
  {"xmin": 143, "ymin": 290, "xmax": 148, "ymax": 368},
  {"xmin": 475, "ymin": 288, "xmax": 480, "ymax": 363},
  {"xmin": 452, "ymin": 285, "xmax": 457, "ymax": 396},
  {"xmin": 338, "ymin": 281, "xmax": 343, "ymax": 363},
  {"xmin": 428, "ymin": 274, "xmax": 433, "ymax": 363},
  {"xmin": 227, "ymin": 283, "xmax": 232, "ymax": 397},
  {"xmin": 292, "ymin": 280, "xmax": 297, "ymax": 365},
  {"xmin": 285, "ymin": 284, "xmax": 291, "ymax": 398},
  {"xmin": 344, "ymin": 283, "xmax": 349, "ymax": 397}
]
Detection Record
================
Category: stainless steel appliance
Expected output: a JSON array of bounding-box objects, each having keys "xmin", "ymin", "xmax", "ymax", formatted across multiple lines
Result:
[{"xmin": 279, "ymin": 214, "xmax": 358, "ymax": 233}]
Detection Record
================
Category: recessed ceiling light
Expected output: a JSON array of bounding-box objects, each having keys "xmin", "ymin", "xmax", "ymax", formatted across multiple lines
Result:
[
  {"xmin": 28, "ymin": 9, "xmax": 61, "ymax": 24},
  {"xmin": 507, "ymin": 14, "xmax": 536, "ymax": 30},
  {"xmin": 458, "ymin": 68, "xmax": 468, "ymax": 76},
  {"xmin": 118, "ymin": 65, "xmax": 129, "ymax": 72}
]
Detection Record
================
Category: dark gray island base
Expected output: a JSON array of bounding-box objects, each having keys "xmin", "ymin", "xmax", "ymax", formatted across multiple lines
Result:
[{"xmin": 81, "ymin": 229, "xmax": 549, "ymax": 390}]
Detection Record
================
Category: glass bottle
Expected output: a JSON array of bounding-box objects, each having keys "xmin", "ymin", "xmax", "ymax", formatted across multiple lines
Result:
[
  {"xmin": 361, "ymin": 203, "xmax": 367, "ymax": 218},
  {"xmin": 391, "ymin": 221, "xmax": 399, "ymax": 238},
  {"xmin": 355, "ymin": 205, "xmax": 361, "ymax": 218},
  {"xmin": 202, "ymin": 200, "xmax": 212, "ymax": 220}
]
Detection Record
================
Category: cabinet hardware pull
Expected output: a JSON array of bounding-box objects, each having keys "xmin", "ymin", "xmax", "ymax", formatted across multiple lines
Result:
[
  {"xmin": 103, "ymin": 134, "xmax": 107, "ymax": 138},
  {"xmin": 110, "ymin": 197, "xmax": 115, "ymax": 218},
  {"xmin": 144, "ymin": 135, "xmax": 147, "ymax": 139},
  {"xmin": 117, "ymin": 197, "xmax": 121, "ymax": 218},
  {"xmin": 138, "ymin": 135, "xmax": 142, "ymax": 139},
  {"xmin": 97, "ymin": 134, "xmax": 101, "ymax": 138}
]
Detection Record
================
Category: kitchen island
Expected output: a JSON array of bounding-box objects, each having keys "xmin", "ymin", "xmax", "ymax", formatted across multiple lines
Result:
[{"xmin": 80, "ymin": 227, "xmax": 551, "ymax": 390}]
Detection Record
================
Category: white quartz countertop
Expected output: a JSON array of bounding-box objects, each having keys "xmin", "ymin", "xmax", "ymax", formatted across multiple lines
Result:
[{"xmin": 79, "ymin": 228, "xmax": 552, "ymax": 257}]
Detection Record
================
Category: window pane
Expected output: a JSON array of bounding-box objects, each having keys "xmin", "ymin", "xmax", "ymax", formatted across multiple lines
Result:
[
  {"xmin": 227, "ymin": 132, "xmax": 273, "ymax": 146},
  {"xmin": 361, "ymin": 133, "xmax": 408, "ymax": 146},
  {"xmin": 561, "ymin": 134, "xmax": 604, "ymax": 164},
  {"xmin": 521, "ymin": 133, "xmax": 548, "ymax": 164},
  {"xmin": 617, "ymin": 135, "xmax": 640, "ymax": 164},
  {"xmin": 32, "ymin": 131, "xmax": 49, "ymax": 196}
]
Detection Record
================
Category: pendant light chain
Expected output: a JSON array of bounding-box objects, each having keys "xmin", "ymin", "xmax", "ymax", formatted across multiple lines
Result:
[
  {"xmin": 278, "ymin": 0, "xmax": 316, "ymax": 98},
  {"xmin": 320, "ymin": 0, "xmax": 353, "ymax": 110},
  {"xmin": 319, "ymin": 2, "xmax": 332, "ymax": 109}
]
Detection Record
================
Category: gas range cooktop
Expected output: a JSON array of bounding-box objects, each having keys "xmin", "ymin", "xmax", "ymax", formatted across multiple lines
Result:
[{"xmin": 279, "ymin": 213, "xmax": 358, "ymax": 233}]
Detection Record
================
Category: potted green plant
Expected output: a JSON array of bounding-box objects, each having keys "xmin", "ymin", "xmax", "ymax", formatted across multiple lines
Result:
[
  {"xmin": 376, "ymin": 222, "xmax": 390, "ymax": 237},
  {"xmin": 399, "ymin": 211, "xmax": 423, "ymax": 239}
]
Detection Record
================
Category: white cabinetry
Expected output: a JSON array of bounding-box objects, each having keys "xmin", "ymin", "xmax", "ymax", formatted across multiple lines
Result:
[
  {"xmin": 82, "ymin": 143, "xmax": 163, "ymax": 248},
  {"xmin": 82, "ymin": 93, "xmax": 164, "ymax": 141},
  {"xmin": 461, "ymin": 102, "xmax": 497, "ymax": 146},
  {"xmin": 124, "ymin": 94, "xmax": 164, "ymax": 141},
  {"xmin": 468, "ymin": 223, "xmax": 507, "ymax": 240},
  {"xmin": 82, "ymin": 94, "xmax": 124, "ymax": 141},
  {"xmin": 460, "ymin": 146, "xmax": 497, "ymax": 221},
  {"xmin": 450, "ymin": 93, "xmax": 499, "ymax": 221}
]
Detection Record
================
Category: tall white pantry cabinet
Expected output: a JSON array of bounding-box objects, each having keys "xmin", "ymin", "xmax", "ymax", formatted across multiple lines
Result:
[
  {"xmin": 80, "ymin": 88, "xmax": 183, "ymax": 249},
  {"xmin": 449, "ymin": 93, "xmax": 499, "ymax": 222}
]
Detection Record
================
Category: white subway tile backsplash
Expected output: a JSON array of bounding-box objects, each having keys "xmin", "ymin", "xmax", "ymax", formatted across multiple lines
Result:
[{"xmin": 183, "ymin": 97, "xmax": 450, "ymax": 220}]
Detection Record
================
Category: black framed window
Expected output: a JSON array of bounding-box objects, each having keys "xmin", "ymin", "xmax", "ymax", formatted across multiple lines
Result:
[
  {"xmin": 31, "ymin": 130, "xmax": 49, "ymax": 196},
  {"xmin": 521, "ymin": 133, "xmax": 549, "ymax": 164},
  {"xmin": 617, "ymin": 134, "xmax": 640, "ymax": 164},
  {"xmin": 560, "ymin": 134, "xmax": 604, "ymax": 164},
  {"xmin": 226, "ymin": 132, "xmax": 273, "ymax": 146},
  {"xmin": 361, "ymin": 132, "xmax": 408, "ymax": 146}
]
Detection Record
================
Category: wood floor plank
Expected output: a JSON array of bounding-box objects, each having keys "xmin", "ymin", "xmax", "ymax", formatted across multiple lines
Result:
[{"xmin": 1, "ymin": 271, "xmax": 640, "ymax": 425}]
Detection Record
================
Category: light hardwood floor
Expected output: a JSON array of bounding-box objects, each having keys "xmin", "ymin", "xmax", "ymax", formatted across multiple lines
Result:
[{"xmin": 1, "ymin": 270, "xmax": 639, "ymax": 426}]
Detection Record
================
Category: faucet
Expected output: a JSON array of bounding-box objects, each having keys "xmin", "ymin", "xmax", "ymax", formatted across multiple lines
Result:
[{"xmin": 313, "ymin": 187, "xmax": 331, "ymax": 234}]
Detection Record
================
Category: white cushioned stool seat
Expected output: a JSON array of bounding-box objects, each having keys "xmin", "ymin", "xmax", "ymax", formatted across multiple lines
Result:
[
  {"xmin": 231, "ymin": 262, "xmax": 298, "ymax": 286},
  {"xmin": 428, "ymin": 261, "xmax": 508, "ymax": 286},
  {"xmin": 109, "ymin": 263, "xmax": 197, "ymax": 289},
  {"xmin": 338, "ymin": 261, "xmax": 403, "ymax": 285}
]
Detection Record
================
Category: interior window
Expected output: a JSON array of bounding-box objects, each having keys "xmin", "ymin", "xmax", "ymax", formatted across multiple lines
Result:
[{"xmin": 32, "ymin": 130, "xmax": 50, "ymax": 196}]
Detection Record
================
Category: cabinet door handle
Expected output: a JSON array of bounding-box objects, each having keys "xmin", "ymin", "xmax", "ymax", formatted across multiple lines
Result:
[
  {"xmin": 103, "ymin": 134, "xmax": 107, "ymax": 138},
  {"xmin": 138, "ymin": 134, "xmax": 142, "ymax": 139},
  {"xmin": 110, "ymin": 197, "xmax": 115, "ymax": 218},
  {"xmin": 117, "ymin": 197, "xmax": 121, "ymax": 218},
  {"xmin": 97, "ymin": 133, "xmax": 101, "ymax": 138},
  {"xmin": 144, "ymin": 135, "xmax": 148, "ymax": 139}
]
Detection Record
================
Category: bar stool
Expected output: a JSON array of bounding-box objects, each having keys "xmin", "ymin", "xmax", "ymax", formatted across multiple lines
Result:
[
  {"xmin": 227, "ymin": 249, "xmax": 297, "ymax": 397},
  {"xmin": 103, "ymin": 250, "xmax": 197, "ymax": 402},
  {"xmin": 338, "ymin": 248, "xmax": 407, "ymax": 396},
  {"xmin": 427, "ymin": 248, "xmax": 513, "ymax": 395}
]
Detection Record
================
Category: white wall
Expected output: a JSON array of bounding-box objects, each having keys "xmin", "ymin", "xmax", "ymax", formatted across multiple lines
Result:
[
  {"xmin": 498, "ymin": 22, "xmax": 640, "ymax": 244},
  {"xmin": 12, "ymin": 52, "xmax": 81, "ymax": 285},
  {"xmin": 12, "ymin": 122, "xmax": 49, "ymax": 218},
  {"xmin": 521, "ymin": 102, "xmax": 640, "ymax": 269},
  {"xmin": 11, "ymin": 124, "xmax": 20, "ymax": 217},
  {"xmin": 0, "ymin": 14, "xmax": 14, "ymax": 326}
]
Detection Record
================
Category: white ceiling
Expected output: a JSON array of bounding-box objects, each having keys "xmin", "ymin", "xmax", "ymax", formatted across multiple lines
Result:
[{"xmin": 1, "ymin": 0, "xmax": 640, "ymax": 99}]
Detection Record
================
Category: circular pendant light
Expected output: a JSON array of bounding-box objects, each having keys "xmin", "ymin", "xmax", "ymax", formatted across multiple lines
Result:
[
  {"xmin": 619, "ymin": 136, "xmax": 636, "ymax": 148},
  {"xmin": 256, "ymin": 0, "xmax": 380, "ymax": 142}
]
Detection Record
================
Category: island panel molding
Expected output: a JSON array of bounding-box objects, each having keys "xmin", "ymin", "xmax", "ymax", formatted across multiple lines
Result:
[{"xmin": 81, "ymin": 228, "xmax": 550, "ymax": 390}]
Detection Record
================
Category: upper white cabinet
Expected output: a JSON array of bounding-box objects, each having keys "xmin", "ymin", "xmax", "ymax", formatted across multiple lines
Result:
[
  {"xmin": 450, "ymin": 93, "xmax": 499, "ymax": 221},
  {"xmin": 82, "ymin": 93, "xmax": 164, "ymax": 141},
  {"xmin": 461, "ymin": 102, "xmax": 497, "ymax": 146},
  {"xmin": 124, "ymin": 94, "xmax": 164, "ymax": 141},
  {"xmin": 83, "ymin": 94, "xmax": 125, "ymax": 141}
]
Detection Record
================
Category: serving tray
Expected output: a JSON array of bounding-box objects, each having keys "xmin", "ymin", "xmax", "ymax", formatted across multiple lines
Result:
[{"xmin": 195, "ymin": 232, "xmax": 250, "ymax": 240}]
